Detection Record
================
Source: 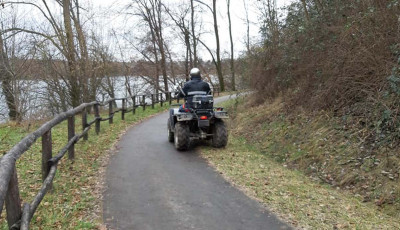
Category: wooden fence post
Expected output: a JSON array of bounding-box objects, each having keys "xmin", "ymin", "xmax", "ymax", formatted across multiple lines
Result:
[
  {"xmin": 41, "ymin": 130, "xmax": 52, "ymax": 190},
  {"xmin": 5, "ymin": 166, "xmax": 22, "ymax": 229},
  {"xmin": 169, "ymin": 92, "xmax": 172, "ymax": 105},
  {"xmin": 151, "ymin": 94, "xmax": 155, "ymax": 109},
  {"xmin": 68, "ymin": 116, "xmax": 75, "ymax": 160},
  {"xmin": 109, "ymin": 101, "xmax": 113, "ymax": 124},
  {"xmin": 122, "ymin": 99, "xmax": 125, "ymax": 120},
  {"xmin": 132, "ymin": 96, "xmax": 136, "ymax": 115},
  {"xmin": 20, "ymin": 203, "xmax": 30, "ymax": 230},
  {"xmin": 160, "ymin": 93, "xmax": 163, "ymax": 107},
  {"xmin": 142, "ymin": 95, "xmax": 146, "ymax": 111},
  {"xmin": 82, "ymin": 108, "xmax": 88, "ymax": 141},
  {"xmin": 94, "ymin": 104, "xmax": 100, "ymax": 135}
]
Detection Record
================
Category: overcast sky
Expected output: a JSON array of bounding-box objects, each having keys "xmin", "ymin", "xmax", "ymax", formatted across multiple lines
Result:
[
  {"xmin": 0, "ymin": 0, "xmax": 294, "ymax": 61},
  {"xmin": 92, "ymin": 0, "xmax": 294, "ymax": 61}
]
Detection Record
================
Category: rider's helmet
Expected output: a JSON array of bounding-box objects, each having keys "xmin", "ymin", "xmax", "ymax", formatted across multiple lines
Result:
[{"xmin": 189, "ymin": 68, "xmax": 201, "ymax": 79}]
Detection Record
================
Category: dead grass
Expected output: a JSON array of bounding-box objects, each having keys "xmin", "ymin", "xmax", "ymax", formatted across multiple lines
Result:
[
  {"xmin": 201, "ymin": 136, "xmax": 400, "ymax": 229},
  {"xmin": 200, "ymin": 96, "xmax": 400, "ymax": 228}
]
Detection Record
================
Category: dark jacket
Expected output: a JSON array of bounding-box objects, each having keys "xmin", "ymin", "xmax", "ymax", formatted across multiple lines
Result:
[{"xmin": 177, "ymin": 76, "xmax": 211, "ymax": 103}]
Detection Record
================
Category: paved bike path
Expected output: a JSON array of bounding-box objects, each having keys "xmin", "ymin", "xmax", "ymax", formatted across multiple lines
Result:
[{"xmin": 103, "ymin": 95, "xmax": 291, "ymax": 230}]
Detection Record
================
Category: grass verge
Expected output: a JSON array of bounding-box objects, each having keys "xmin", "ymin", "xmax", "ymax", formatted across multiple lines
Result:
[
  {"xmin": 200, "ymin": 97, "xmax": 400, "ymax": 229},
  {"xmin": 0, "ymin": 104, "xmax": 168, "ymax": 229}
]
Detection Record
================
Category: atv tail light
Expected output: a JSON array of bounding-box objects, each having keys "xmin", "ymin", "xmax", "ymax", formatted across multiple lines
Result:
[
  {"xmin": 216, "ymin": 108, "xmax": 222, "ymax": 111},
  {"xmin": 200, "ymin": 116, "xmax": 208, "ymax": 120}
]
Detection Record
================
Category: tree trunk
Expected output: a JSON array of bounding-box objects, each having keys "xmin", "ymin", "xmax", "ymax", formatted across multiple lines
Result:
[
  {"xmin": 165, "ymin": 44, "xmax": 176, "ymax": 84},
  {"xmin": 301, "ymin": 0, "xmax": 311, "ymax": 22},
  {"xmin": 190, "ymin": 0, "xmax": 198, "ymax": 67},
  {"xmin": 72, "ymin": 0, "xmax": 90, "ymax": 103},
  {"xmin": 186, "ymin": 28, "xmax": 193, "ymax": 69},
  {"xmin": 212, "ymin": 0, "xmax": 224, "ymax": 91},
  {"xmin": 185, "ymin": 29, "xmax": 191, "ymax": 80},
  {"xmin": 63, "ymin": 0, "xmax": 80, "ymax": 107},
  {"xmin": 155, "ymin": 0, "xmax": 169, "ymax": 94},
  {"xmin": 227, "ymin": 0, "xmax": 235, "ymax": 91},
  {"xmin": 0, "ymin": 33, "xmax": 20, "ymax": 121},
  {"xmin": 243, "ymin": 0, "xmax": 251, "ymax": 53},
  {"xmin": 149, "ymin": 18, "xmax": 161, "ymax": 97},
  {"xmin": 185, "ymin": 43, "xmax": 189, "ymax": 80}
]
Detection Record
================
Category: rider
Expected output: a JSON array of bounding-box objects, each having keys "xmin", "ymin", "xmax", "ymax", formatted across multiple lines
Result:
[{"xmin": 177, "ymin": 68, "xmax": 211, "ymax": 108}]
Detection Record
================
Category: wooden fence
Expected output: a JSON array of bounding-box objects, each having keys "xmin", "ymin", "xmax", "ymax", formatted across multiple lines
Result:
[
  {"xmin": 0, "ymin": 88, "xmax": 220, "ymax": 229},
  {"xmin": 0, "ymin": 91, "xmax": 176, "ymax": 229}
]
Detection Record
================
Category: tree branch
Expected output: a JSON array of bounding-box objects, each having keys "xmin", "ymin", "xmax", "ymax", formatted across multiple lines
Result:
[{"xmin": 2, "ymin": 28, "xmax": 65, "ymax": 56}]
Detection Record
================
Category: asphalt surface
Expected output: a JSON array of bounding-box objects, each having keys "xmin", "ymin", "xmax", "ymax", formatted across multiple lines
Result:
[{"xmin": 103, "ymin": 95, "xmax": 291, "ymax": 230}]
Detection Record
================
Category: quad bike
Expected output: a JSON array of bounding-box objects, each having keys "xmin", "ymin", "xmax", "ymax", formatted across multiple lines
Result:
[{"xmin": 168, "ymin": 94, "xmax": 229, "ymax": 151}]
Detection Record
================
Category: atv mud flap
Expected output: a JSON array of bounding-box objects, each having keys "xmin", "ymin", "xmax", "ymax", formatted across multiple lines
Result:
[{"xmin": 198, "ymin": 120, "xmax": 210, "ymax": 127}]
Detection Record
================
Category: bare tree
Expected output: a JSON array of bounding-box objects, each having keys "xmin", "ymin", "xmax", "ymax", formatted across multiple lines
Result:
[
  {"xmin": 1, "ymin": 0, "xmax": 90, "ymax": 109},
  {"xmin": 153, "ymin": 0, "xmax": 169, "ymax": 95},
  {"xmin": 71, "ymin": 0, "xmax": 92, "ymax": 103},
  {"xmin": 128, "ymin": 0, "xmax": 170, "ymax": 96},
  {"xmin": 194, "ymin": 0, "xmax": 225, "ymax": 91},
  {"xmin": 163, "ymin": 2, "xmax": 192, "ymax": 79},
  {"xmin": 243, "ymin": 0, "xmax": 251, "ymax": 53},
  {"xmin": 227, "ymin": 0, "xmax": 235, "ymax": 91},
  {"xmin": 0, "ymin": 32, "xmax": 20, "ymax": 120},
  {"xmin": 258, "ymin": 0, "xmax": 279, "ymax": 44},
  {"xmin": 0, "ymin": 6, "xmax": 37, "ymax": 121}
]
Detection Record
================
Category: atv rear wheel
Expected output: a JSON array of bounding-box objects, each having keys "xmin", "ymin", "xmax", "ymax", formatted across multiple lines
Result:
[
  {"xmin": 174, "ymin": 122, "xmax": 190, "ymax": 151},
  {"xmin": 212, "ymin": 121, "xmax": 228, "ymax": 148},
  {"xmin": 167, "ymin": 118, "xmax": 174, "ymax": 142}
]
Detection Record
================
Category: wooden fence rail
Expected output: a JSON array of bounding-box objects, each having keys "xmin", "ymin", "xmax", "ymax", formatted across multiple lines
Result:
[
  {"xmin": 0, "ymin": 87, "xmax": 220, "ymax": 229},
  {"xmin": 0, "ymin": 91, "xmax": 179, "ymax": 229}
]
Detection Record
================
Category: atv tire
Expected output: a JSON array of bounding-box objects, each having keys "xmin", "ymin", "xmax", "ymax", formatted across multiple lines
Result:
[
  {"xmin": 212, "ymin": 121, "xmax": 228, "ymax": 148},
  {"xmin": 168, "ymin": 118, "xmax": 174, "ymax": 142},
  {"xmin": 174, "ymin": 122, "xmax": 190, "ymax": 151}
]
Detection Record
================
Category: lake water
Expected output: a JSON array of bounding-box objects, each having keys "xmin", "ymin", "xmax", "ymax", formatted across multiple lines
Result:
[{"xmin": 0, "ymin": 76, "xmax": 178, "ymax": 123}]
